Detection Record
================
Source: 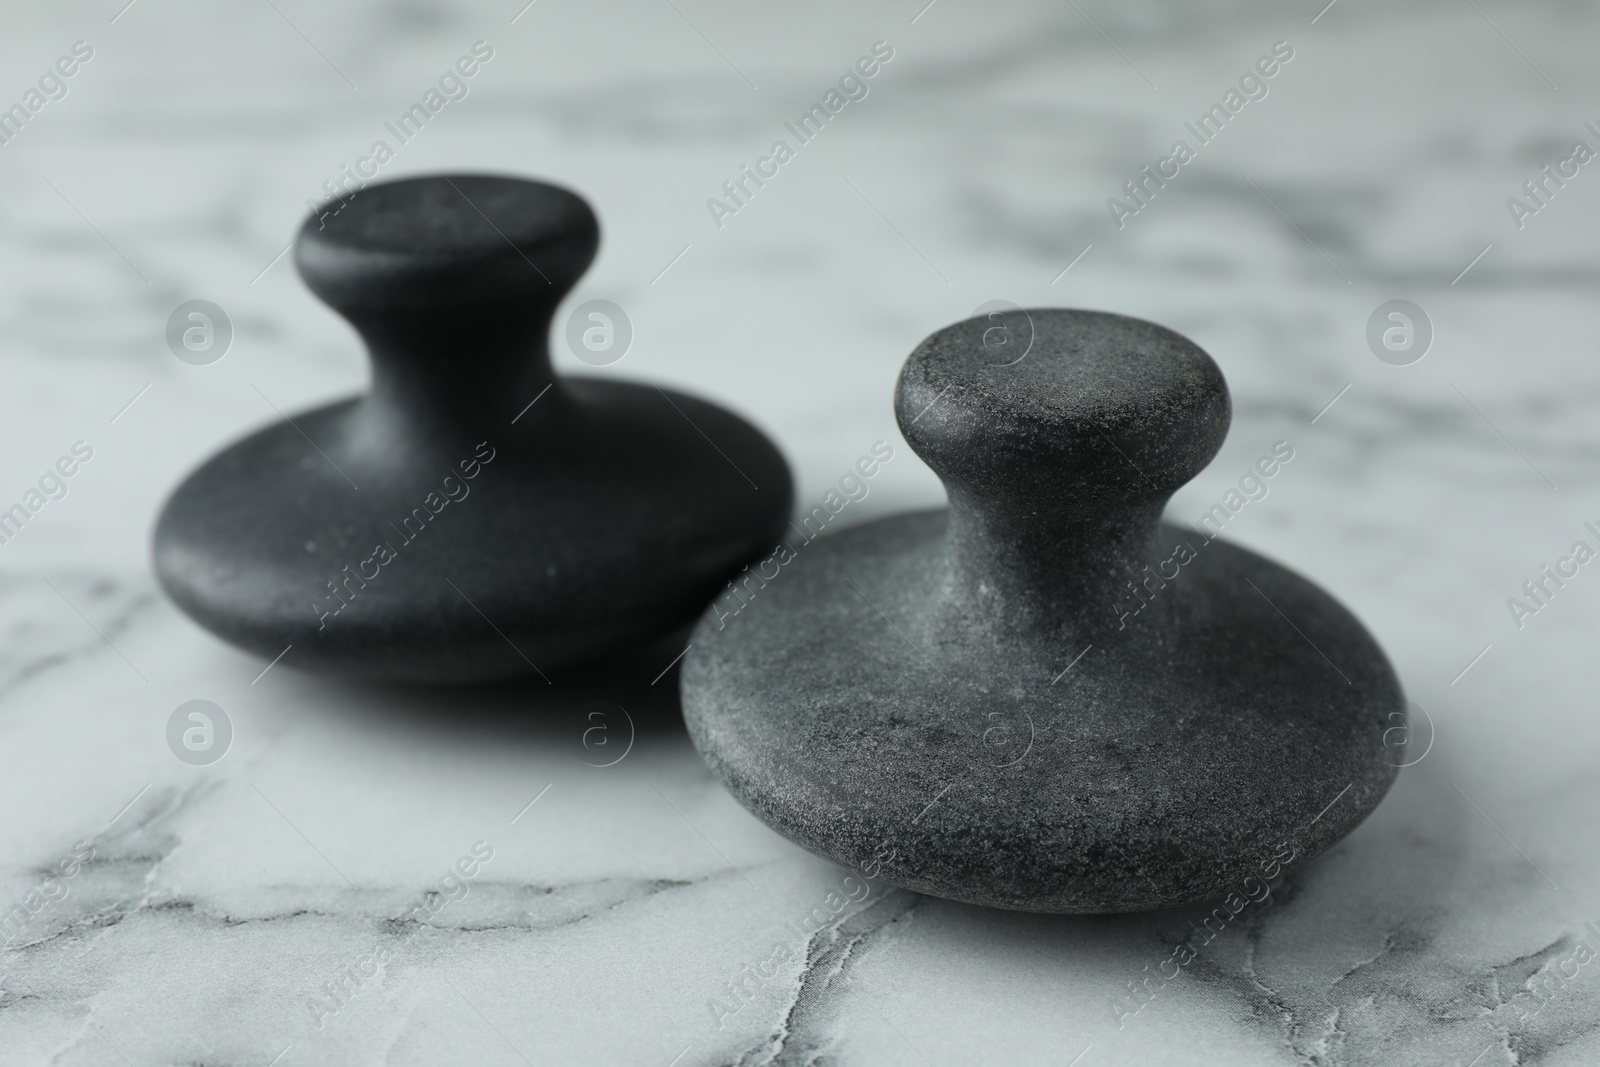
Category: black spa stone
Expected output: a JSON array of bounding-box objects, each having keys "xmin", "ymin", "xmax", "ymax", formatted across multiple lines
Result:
[
  {"xmin": 680, "ymin": 309, "xmax": 1403, "ymax": 914},
  {"xmin": 154, "ymin": 174, "xmax": 791, "ymax": 682}
]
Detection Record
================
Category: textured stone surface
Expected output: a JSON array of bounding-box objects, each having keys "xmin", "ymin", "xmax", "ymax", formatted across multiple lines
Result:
[
  {"xmin": 683, "ymin": 310, "xmax": 1404, "ymax": 913},
  {"xmin": 154, "ymin": 175, "xmax": 792, "ymax": 682}
]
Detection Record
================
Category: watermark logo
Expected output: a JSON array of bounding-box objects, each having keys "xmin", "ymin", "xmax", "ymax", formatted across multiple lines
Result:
[
  {"xmin": 708, "ymin": 441, "xmax": 896, "ymax": 630},
  {"xmin": 980, "ymin": 707, "xmax": 1035, "ymax": 768},
  {"xmin": 972, "ymin": 300, "xmax": 1033, "ymax": 367},
  {"xmin": 573, "ymin": 700, "xmax": 634, "ymax": 767},
  {"xmin": 306, "ymin": 840, "xmax": 494, "ymax": 1029},
  {"xmin": 1107, "ymin": 40, "xmax": 1295, "ymax": 230},
  {"xmin": 1383, "ymin": 701, "xmax": 1433, "ymax": 769},
  {"xmin": 705, "ymin": 41, "xmax": 895, "ymax": 231},
  {"xmin": 313, "ymin": 441, "xmax": 496, "ymax": 630},
  {"xmin": 166, "ymin": 699, "xmax": 232, "ymax": 766},
  {"xmin": 166, "ymin": 300, "xmax": 233, "ymax": 366},
  {"xmin": 0, "ymin": 440, "xmax": 94, "ymax": 548},
  {"xmin": 1366, "ymin": 299, "xmax": 1431, "ymax": 366},
  {"xmin": 304, "ymin": 41, "xmax": 496, "ymax": 230},
  {"xmin": 1116, "ymin": 441, "xmax": 1296, "ymax": 629},
  {"xmin": 1506, "ymin": 125, "xmax": 1599, "ymax": 231},
  {"xmin": 0, "ymin": 40, "xmax": 95, "ymax": 149},
  {"xmin": 1505, "ymin": 523, "xmax": 1600, "ymax": 631},
  {"xmin": 565, "ymin": 300, "xmax": 632, "ymax": 367}
]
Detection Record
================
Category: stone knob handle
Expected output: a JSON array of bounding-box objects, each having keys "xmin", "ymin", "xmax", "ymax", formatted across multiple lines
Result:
[
  {"xmin": 293, "ymin": 174, "xmax": 598, "ymax": 438},
  {"xmin": 894, "ymin": 309, "xmax": 1231, "ymax": 509},
  {"xmin": 892, "ymin": 309, "xmax": 1233, "ymax": 634}
]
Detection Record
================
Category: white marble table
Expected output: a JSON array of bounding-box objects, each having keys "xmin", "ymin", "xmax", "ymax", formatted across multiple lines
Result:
[{"xmin": 1, "ymin": 0, "xmax": 1596, "ymax": 1063}]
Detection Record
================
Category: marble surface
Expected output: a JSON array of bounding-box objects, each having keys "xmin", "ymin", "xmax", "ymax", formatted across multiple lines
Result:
[{"xmin": 1, "ymin": 0, "xmax": 1598, "ymax": 1063}]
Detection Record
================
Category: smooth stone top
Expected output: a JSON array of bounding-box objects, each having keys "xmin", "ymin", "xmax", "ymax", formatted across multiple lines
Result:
[
  {"xmin": 897, "ymin": 310, "xmax": 1230, "ymax": 503},
  {"xmin": 296, "ymin": 174, "xmax": 598, "ymax": 310}
]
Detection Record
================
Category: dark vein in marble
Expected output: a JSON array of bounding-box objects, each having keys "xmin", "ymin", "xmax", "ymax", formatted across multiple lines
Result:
[{"xmin": 728, "ymin": 890, "xmax": 922, "ymax": 1067}]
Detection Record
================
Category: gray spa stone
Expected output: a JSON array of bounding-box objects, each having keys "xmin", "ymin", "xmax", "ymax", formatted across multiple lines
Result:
[{"xmin": 680, "ymin": 309, "xmax": 1404, "ymax": 914}]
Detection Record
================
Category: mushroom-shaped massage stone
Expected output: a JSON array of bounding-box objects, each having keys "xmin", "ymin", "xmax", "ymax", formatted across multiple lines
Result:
[
  {"xmin": 681, "ymin": 309, "xmax": 1402, "ymax": 913},
  {"xmin": 154, "ymin": 174, "xmax": 792, "ymax": 682}
]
